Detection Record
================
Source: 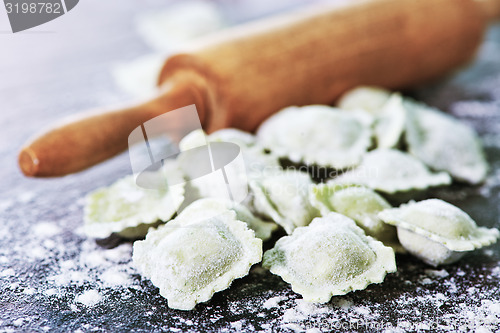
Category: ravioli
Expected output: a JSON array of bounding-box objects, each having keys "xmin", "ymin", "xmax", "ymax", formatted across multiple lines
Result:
[
  {"xmin": 333, "ymin": 149, "xmax": 451, "ymax": 194},
  {"xmin": 256, "ymin": 105, "xmax": 372, "ymax": 169},
  {"xmin": 263, "ymin": 213, "xmax": 396, "ymax": 303},
  {"xmin": 178, "ymin": 128, "xmax": 208, "ymax": 151},
  {"xmin": 378, "ymin": 199, "xmax": 499, "ymax": 266},
  {"xmin": 133, "ymin": 211, "xmax": 262, "ymax": 310},
  {"xmin": 207, "ymin": 128, "xmax": 257, "ymax": 147},
  {"xmin": 337, "ymin": 86, "xmax": 391, "ymax": 113},
  {"xmin": 179, "ymin": 128, "xmax": 256, "ymax": 150},
  {"xmin": 175, "ymin": 198, "xmax": 278, "ymax": 241},
  {"xmin": 309, "ymin": 184, "xmax": 400, "ymax": 251},
  {"xmin": 405, "ymin": 101, "xmax": 488, "ymax": 184},
  {"xmin": 180, "ymin": 128, "xmax": 280, "ymax": 173},
  {"xmin": 178, "ymin": 129, "xmax": 281, "ymax": 204},
  {"xmin": 84, "ymin": 161, "xmax": 185, "ymax": 239},
  {"xmin": 372, "ymin": 93, "xmax": 406, "ymax": 148},
  {"xmin": 249, "ymin": 170, "xmax": 320, "ymax": 234},
  {"xmin": 209, "ymin": 129, "xmax": 281, "ymax": 177}
]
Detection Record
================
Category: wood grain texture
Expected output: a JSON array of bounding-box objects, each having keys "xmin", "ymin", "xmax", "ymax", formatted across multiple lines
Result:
[
  {"xmin": 161, "ymin": 0, "xmax": 485, "ymax": 132},
  {"xmin": 20, "ymin": 0, "xmax": 489, "ymax": 176},
  {"xmin": 18, "ymin": 77, "xmax": 205, "ymax": 177}
]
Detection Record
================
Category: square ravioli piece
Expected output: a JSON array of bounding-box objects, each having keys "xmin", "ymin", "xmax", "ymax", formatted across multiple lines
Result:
[
  {"xmin": 309, "ymin": 184, "xmax": 401, "ymax": 252},
  {"xmin": 132, "ymin": 211, "xmax": 262, "ymax": 310},
  {"xmin": 405, "ymin": 101, "xmax": 488, "ymax": 184},
  {"xmin": 337, "ymin": 86, "xmax": 391, "ymax": 113},
  {"xmin": 256, "ymin": 105, "xmax": 373, "ymax": 169},
  {"xmin": 378, "ymin": 199, "xmax": 499, "ymax": 266},
  {"xmin": 84, "ymin": 161, "xmax": 185, "ymax": 239},
  {"xmin": 250, "ymin": 170, "xmax": 320, "ymax": 234},
  {"xmin": 337, "ymin": 87, "xmax": 406, "ymax": 149},
  {"xmin": 178, "ymin": 129, "xmax": 281, "ymax": 203},
  {"xmin": 333, "ymin": 149, "xmax": 451, "ymax": 194},
  {"xmin": 371, "ymin": 93, "xmax": 407, "ymax": 149},
  {"xmin": 174, "ymin": 198, "xmax": 278, "ymax": 241},
  {"xmin": 263, "ymin": 213, "xmax": 396, "ymax": 303},
  {"xmin": 179, "ymin": 128, "xmax": 281, "ymax": 176}
]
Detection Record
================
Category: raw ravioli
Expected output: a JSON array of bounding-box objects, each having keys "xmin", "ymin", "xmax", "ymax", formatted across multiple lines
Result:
[
  {"xmin": 405, "ymin": 101, "xmax": 488, "ymax": 184},
  {"xmin": 178, "ymin": 129, "xmax": 281, "ymax": 204},
  {"xmin": 208, "ymin": 128, "xmax": 282, "ymax": 177},
  {"xmin": 207, "ymin": 128, "xmax": 257, "ymax": 147},
  {"xmin": 256, "ymin": 105, "xmax": 372, "ymax": 169},
  {"xmin": 309, "ymin": 184, "xmax": 400, "ymax": 251},
  {"xmin": 133, "ymin": 211, "xmax": 262, "ymax": 310},
  {"xmin": 84, "ymin": 162, "xmax": 185, "ymax": 239},
  {"xmin": 178, "ymin": 128, "xmax": 208, "ymax": 151},
  {"xmin": 180, "ymin": 128, "xmax": 280, "ymax": 174},
  {"xmin": 179, "ymin": 128, "xmax": 256, "ymax": 150},
  {"xmin": 210, "ymin": 129, "xmax": 282, "ymax": 178},
  {"xmin": 175, "ymin": 198, "xmax": 277, "ymax": 241},
  {"xmin": 378, "ymin": 199, "xmax": 499, "ymax": 266},
  {"xmin": 263, "ymin": 213, "xmax": 396, "ymax": 302},
  {"xmin": 333, "ymin": 149, "xmax": 451, "ymax": 194},
  {"xmin": 178, "ymin": 129, "xmax": 246, "ymax": 205},
  {"xmin": 250, "ymin": 170, "xmax": 320, "ymax": 234},
  {"xmin": 373, "ymin": 93, "xmax": 406, "ymax": 148},
  {"xmin": 337, "ymin": 86, "xmax": 391, "ymax": 113}
]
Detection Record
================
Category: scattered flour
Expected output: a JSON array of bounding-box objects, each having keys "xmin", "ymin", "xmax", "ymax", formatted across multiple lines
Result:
[
  {"xmin": 17, "ymin": 191, "xmax": 35, "ymax": 204},
  {"xmin": 1, "ymin": 268, "xmax": 15, "ymax": 277},
  {"xmin": 419, "ymin": 277, "xmax": 434, "ymax": 285},
  {"xmin": 33, "ymin": 222, "xmax": 62, "ymax": 238},
  {"xmin": 0, "ymin": 199, "xmax": 13, "ymax": 211},
  {"xmin": 23, "ymin": 288, "xmax": 35, "ymax": 295},
  {"xmin": 263, "ymin": 295, "xmax": 287, "ymax": 309},
  {"xmin": 257, "ymin": 283, "xmax": 500, "ymax": 332},
  {"xmin": 425, "ymin": 269, "xmax": 449, "ymax": 278},
  {"xmin": 12, "ymin": 318, "xmax": 24, "ymax": 327},
  {"xmin": 491, "ymin": 266, "xmax": 500, "ymax": 278},
  {"xmin": 76, "ymin": 290, "xmax": 102, "ymax": 307},
  {"xmin": 44, "ymin": 288, "xmax": 57, "ymax": 296},
  {"xmin": 100, "ymin": 268, "xmax": 130, "ymax": 286},
  {"xmin": 45, "ymin": 242, "xmax": 135, "ymax": 291}
]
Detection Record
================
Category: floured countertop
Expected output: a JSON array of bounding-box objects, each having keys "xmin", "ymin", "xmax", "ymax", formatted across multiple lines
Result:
[{"xmin": 1, "ymin": 1, "xmax": 500, "ymax": 332}]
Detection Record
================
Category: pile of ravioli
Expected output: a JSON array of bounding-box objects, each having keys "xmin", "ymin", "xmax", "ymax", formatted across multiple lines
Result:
[{"xmin": 84, "ymin": 86, "xmax": 499, "ymax": 310}]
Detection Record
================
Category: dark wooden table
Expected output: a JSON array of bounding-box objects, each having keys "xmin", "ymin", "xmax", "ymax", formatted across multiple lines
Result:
[{"xmin": 1, "ymin": 1, "xmax": 500, "ymax": 332}]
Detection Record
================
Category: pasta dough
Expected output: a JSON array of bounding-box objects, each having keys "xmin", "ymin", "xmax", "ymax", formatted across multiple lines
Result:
[
  {"xmin": 333, "ymin": 149, "xmax": 452, "ymax": 194},
  {"xmin": 178, "ymin": 129, "xmax": 281, "ymax": 204},
  {"xmin": 378, "ymin": 199, "xmax": 499, "ymax": 266},
  {"xmin": 263, "ymin": 213, "xmax": 396, "ymax": 303},
  {"xmin": 372, "ymin": 93, "xmax": 406, "ymax": 148},
  {"xmin": 405, "ymin": 101, "xmax": 488, "ymax": 184},
  {"xmin": 250, "ymin": 170, "xmax": 320, "ymax": 234},
  {"xmin": 180, "ymin": 128, "xmax": 280, "ymax": 175},
  {"xmin": 337, "ymin": 87, "xmax": 405, "ymax": 149},
  {"xmin": 337, "ymin": 86, "xmax": 391, "ymax": 113},
  {"xmin": 133, "ymin": 211, "xmax": 262, "ymax": 310},
  {"xmin": 309, "ymin": 184, "xmax": 400, "ymax": 251},
  {"xmin": 84, "ymin": 162, "xmax": 185, "ymax": 239},
  {"xmin": 256, "ymin": 105, "xmax": 372, "ymax": 169},
  {"xmin": 206, "ymin": 128, "xmax": 257, "ymax": 147},
  {"xmin": 174, "ymin": 198, "xmax": 277, "ymax": 241}
]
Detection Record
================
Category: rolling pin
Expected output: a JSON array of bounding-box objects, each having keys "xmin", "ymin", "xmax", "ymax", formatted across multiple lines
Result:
[{"xmin": 19, "ymin": 0, "xmax": 500, "ymax": 177}]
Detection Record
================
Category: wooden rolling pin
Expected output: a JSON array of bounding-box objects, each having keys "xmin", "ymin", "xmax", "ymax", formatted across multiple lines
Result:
[{"xmin": 19, "ymin": 0, "xmax": 500, "ymax": 177}]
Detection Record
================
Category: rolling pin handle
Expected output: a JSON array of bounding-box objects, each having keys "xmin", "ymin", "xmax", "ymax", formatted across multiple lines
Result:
[
  {"xmin": 18, "ymin": 80, "xmax": 205, "ymax": 177},
  {"xmin": 476, "ymin": 0, "xmax": 500, "ymax": 21}
]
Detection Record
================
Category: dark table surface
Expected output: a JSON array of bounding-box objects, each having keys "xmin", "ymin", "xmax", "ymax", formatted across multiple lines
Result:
[{"xmin": 1, "ymin": 1, "xmax": 500, "ymax": 332}]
